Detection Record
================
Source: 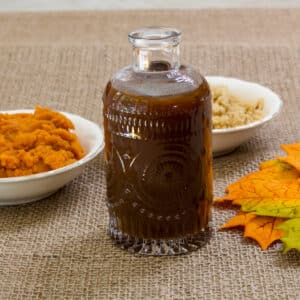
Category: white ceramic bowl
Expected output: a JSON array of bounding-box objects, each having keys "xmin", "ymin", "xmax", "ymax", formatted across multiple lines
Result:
[
  {"xmin": 206, "ymin": 76, "xmax": 282, "ymax": 156},
  {"xmin": 0, "ymin": 110, "xmax": 104, "ymax": 205}
]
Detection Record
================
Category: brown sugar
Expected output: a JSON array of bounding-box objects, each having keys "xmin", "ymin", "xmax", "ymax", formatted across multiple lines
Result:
[{"xmin": 212, "ymin": 85, "xmax": 264, "ymax": 129}]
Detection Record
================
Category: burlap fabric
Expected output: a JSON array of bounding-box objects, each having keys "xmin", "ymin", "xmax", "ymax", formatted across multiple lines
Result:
[{"xmin": 0, "ymin": 9, "xmax": 299, "ymax": 299}]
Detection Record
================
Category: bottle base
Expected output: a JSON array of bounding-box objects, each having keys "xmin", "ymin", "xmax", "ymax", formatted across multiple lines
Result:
[{"xmin": 109, "ymin": 221, "xmax": 211, "ymax": 256}]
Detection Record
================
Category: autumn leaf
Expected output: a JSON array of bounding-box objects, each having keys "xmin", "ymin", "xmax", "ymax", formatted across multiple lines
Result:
[
  {"xmin": 220, "ymin": 212, "xmax": 284, "ymax": 250},
  {"xmin": 259, "ymin": 159, "xmax": 300, "ymax": 179},
  {"xmin": 278, "ymin": 141, "xmax": 300, "ymax": 172},
  {"xmin": 215, "ymin": 144, "xmax": 300, "ymax": 252},
  {"xmin": 220, "ymin": 211, "xmax": 256, "ymax": 228},
  {"xmin": 214, "ymin": 160, "xmax": 300, "ymax": 218},
  {"xmin": 277, "ymin": 218, "xmax": 300, "ymax": 253},
  {"xmin": 215, "ymin": 160, "xmax": 299, "ymax": 203}
]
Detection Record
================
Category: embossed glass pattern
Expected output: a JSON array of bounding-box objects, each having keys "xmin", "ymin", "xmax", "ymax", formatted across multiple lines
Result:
[{"xmin": 102, "ymin": 27, "xmax": 213, "ymax": 255}]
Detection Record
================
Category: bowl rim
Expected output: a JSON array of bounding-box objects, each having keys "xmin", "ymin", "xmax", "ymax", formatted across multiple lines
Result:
[
  {"xmin": 0, "ymin": 109, "xmax": 104, "ymax": 183},
  {"xmin": 207, "ymin": 76, "xmax": 283, "ymax": 134}
]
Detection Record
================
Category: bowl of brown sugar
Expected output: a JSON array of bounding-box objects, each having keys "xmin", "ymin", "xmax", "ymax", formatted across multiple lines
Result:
[{"xmin": 206, "ymin": 76, "xmax": 282, "ymax": 156}]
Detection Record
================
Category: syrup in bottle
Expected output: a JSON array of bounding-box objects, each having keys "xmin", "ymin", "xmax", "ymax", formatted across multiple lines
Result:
[{"xmin": 103, "ymin": 27, "xmax": 213, "ymax": 255}]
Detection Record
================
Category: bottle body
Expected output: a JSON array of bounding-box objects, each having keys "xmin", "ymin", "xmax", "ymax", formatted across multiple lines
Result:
[{"xmin": 103, "ymin": 64, "xmax": 213, "ymax": 254}]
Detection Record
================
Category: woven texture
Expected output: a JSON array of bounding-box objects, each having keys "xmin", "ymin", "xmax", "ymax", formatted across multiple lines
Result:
[{"xmin": 0, "ymin": 9, "xmax": 299, "ymax": 299}]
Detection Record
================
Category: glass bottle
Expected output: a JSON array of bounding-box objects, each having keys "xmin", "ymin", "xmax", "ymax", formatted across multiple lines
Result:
[{"xmin": 102, "ymin": 27, "xmax": 213, "ymax": 255}]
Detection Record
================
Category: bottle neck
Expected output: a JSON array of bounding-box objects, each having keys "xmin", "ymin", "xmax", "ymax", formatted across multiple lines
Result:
[{"xmin": 132, "ymin": 44, "xmax": 180, "ymax": 72}]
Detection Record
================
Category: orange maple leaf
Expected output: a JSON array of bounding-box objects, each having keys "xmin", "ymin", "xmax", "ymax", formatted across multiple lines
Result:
[
  {"xmin": 215, "ymin": 144, "xmax": 300, "ymax": 252},
  {"xmin": 278, "ymin": 141, "xmax": 300, "ymax": 172},
  {"xmin": 216, "ymin": 160, "xmax": 299, "ymax": 202},
  {"xmin": 214, "ymin": 160, "xmax": 300, "ymax": 218},
  {"xmin": 220, "ymin": 212, "xmax": 284, "ymax": 250}
]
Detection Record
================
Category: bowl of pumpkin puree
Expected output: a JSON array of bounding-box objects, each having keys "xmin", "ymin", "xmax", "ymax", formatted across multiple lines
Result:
[{"xmin": 0, "ymin": 106, "xmax": 104, "ymax": 205}]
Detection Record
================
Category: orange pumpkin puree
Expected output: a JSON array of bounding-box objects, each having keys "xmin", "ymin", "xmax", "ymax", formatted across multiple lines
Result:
[{"xmin": 0, "ymin": 107, "xmax": 84, "ymax": 177}]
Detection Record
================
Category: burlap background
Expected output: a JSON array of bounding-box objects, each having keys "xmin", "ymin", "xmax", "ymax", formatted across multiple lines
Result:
[{"xmin": 0, "ymin": 9, "xmax": 299, "ymax": 299}]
